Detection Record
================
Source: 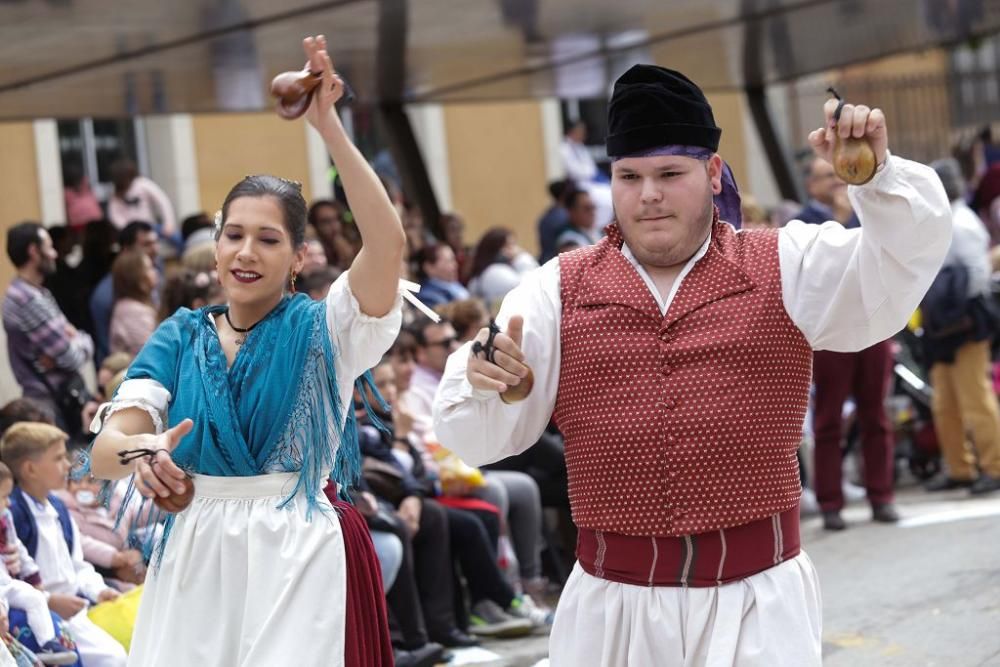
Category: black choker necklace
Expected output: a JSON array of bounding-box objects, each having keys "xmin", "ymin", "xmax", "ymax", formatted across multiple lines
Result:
[{"xmin": 224, "ymin": 309, "xmax": 264, "ymax": 345}]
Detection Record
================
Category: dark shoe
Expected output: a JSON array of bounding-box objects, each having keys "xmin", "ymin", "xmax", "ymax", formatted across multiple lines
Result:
[
  {"xmin": 431, "ymin": 627, "xmax": 481, "ymax": 648},
  {"xmin": 393, "ymin": 642, "xmax": 445, "ymax": 667},
  {"xmin": 435, "ymin": 628, "xmax": 480, "ymax": 648},
  {"xmin": 970, "ymin": 474, "xmax": 1000, "ymax": 495},
  {"xmin": 871, "ymin": 503, "xmax": 900, "ymax": 523},
  {"xmin": 924, "ymin": 475, "xmax": 976, "ymax": 492},
  {"xmin": 822, "ymin": 510, "xmax": 847, "ymax": 531}
]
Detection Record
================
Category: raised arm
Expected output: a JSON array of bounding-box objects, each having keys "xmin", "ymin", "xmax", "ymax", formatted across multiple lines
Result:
[
  {"xmin": 779, "ymin": 97, "xmax": 951, "ymax": 351},
  {"xmin": 302, "ymin": 35, "xmax": 406, "ymax": 317}
]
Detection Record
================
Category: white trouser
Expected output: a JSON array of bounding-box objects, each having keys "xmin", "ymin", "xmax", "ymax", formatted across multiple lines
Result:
[{"xmin": 549, "ymin": 552, "xmax": 823, "ymax": 667}]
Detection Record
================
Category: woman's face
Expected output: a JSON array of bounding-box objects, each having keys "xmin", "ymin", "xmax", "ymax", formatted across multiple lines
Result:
[
  {"xmin": 215, "ymin": 196, "xmax": 304, "ymax": 309},
  {"xmin": 444, "ymin": 217, "xmax": 465, "ymax": 249},
  {"xmin": 501, "ymin": 234, "xmax": 518, "ymax": 260},
  {"xmin": 390, "ymin": 350, "xmax": 415, "ymax": 393},
  {"xmin": 142, "ymin": 255, "xmax": 158, "ymax": 294},
  {"xmin": 304, "ymin": 239, "xmax": 328, "ymax": 272},
  {"xmin": 371, "ymin": 364, "xmax": 398, "ymax": 406}
]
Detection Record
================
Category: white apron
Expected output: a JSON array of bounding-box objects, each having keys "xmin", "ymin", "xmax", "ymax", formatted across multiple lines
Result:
[{"xmin": 127, "ymin": 472, "xmax": 346, "ymax": 667}]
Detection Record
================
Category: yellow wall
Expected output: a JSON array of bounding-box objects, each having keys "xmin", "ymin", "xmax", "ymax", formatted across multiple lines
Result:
[
  {"xmin": 443, "ymin": 101, "xmax": 549, "ymax": 254},
  {"xmin": 191, "ymin": 113, "xmax": 313, "ymax": 213},
  {"xmin": 704, "ymin": 92, "xmax": 748, "ymax": 192},
  {"xmin": 840, "ymin": 49, "xmax": 948, "ymax": 78},
  {"xmin": 0, "ymin": 122, "xmax": 42, "ymax": 288}
]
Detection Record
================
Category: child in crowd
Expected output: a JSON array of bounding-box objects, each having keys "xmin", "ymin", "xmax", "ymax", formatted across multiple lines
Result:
[
  {"xmin": 53, "ymin": 472, "xmax": 147, "ymax": 590},
  {"xmin": 0, "ymin": 463, "xmax": 78, "ymax": 665},
  {"xmin": 1, "ymin": 424, "xmax": 127, "ymax": 667}
]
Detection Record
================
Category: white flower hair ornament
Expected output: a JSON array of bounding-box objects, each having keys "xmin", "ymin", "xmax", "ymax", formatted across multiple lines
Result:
[{"xmin": 213, "ymin": 210, "xmax": 223, "ymax": 236}]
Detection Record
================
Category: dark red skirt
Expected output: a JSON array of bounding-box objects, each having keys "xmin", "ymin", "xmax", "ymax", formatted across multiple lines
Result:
[{"xmin": 325, "ymin": 490, "xmax": 394, "ymax": 667}]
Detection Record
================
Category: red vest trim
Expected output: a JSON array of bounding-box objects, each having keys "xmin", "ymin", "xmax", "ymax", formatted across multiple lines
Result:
[{"xmin": 555, "ymin": 221, "xmax": 812, "ymax": 538}]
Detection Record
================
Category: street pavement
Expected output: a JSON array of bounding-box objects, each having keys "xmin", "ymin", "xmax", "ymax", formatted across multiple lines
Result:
[{"xmin": 454, "ymin": 484, "xmax": 1000, "ymax": 667}]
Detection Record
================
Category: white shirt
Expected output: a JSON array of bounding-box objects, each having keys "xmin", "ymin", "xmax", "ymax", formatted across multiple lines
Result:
[
  {"xmin": 432, "ymin": 155, "xmax": 952, "ymax": 466},
  {"xmin": 26, "ymin": 495, "xmax": 108, "ymax": 601},
  {"xmin": 561, "ymin": 138, "xmax": 598, "ymax": 183},
  {"xmin": 108, "ymin": 176, "xmax": 178, "ymax": 237},
  {"xmin": 402, "ymin": 364, "xmax": 443, "ymax": 442},
  {"xmin": 945, "ymin": 199, "xmax": 991, "ymax": 298},
  {"xmin": 468, "ymin": 252, "xmax": 540, "ymax": 305}
]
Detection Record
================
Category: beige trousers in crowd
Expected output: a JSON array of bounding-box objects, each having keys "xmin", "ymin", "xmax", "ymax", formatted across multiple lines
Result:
[{"xmin": 930, "ymin": 339, "xmax": 1000, "ymax": 479}]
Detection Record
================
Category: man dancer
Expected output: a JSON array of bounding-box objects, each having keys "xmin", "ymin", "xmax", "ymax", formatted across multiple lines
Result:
[{"xmin": 433, "ymin": 65, "xmax": 951, "ymax": 665}]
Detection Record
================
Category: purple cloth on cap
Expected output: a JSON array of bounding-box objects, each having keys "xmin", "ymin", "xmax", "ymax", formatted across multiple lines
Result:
[{"xmin": 612, "ymin": 145, "xmax": 742, "ymax": 229}]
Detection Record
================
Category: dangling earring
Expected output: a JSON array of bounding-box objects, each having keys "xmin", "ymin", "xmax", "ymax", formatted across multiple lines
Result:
[{"xmin": 289, "ymin": 270, "xmax": 298, "ymax": 294}]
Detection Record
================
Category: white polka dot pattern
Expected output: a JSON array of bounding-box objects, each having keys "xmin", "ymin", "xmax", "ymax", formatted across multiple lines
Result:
[{"xmin": 554, "ymin": 222, "xmax": 811, "ymax": 537}]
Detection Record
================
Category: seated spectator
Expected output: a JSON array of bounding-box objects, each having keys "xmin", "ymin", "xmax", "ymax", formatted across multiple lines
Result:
[
  {"xmin": 1, "ymin": 423, "xmax": 127, "ymax": 666},
  {"xmin": 438, "ymin": 300, "xmax": 489, "ymax": 343},
  {"xmin": 362, "ymin": 358, "xmax": 544, "ymax": 639},
  {"xmin": 401, "ymin": 322, "xmax": 551, "ymax": 613},
  {"xmin": 467, "ymin": 228, "xmax": 539, "ymax": 306},
  {"xmin": 109, "ymin": 249, "xmax": 159, "ymax": 356},
  {"xmin": 440, "ymin": 213, "xmax": 472, "ymax": 284},
  {"xmin": 0, "ymin": 462, "xmax": 80, "ymax": 664},
  {"xmin": 414, "ymin": 245, "xmax": 469, "ymax": 309},
  {"xmin": 179, "ymin": 213, "xmax": 216, "ymax": 273},
  {"xmin": 0, "ymin": 401, "xmax": 55, "ymax": 441},
  {"xmin": 556, "ymin": 190, "xmax": 599, "ymax": 253},
  {"xmin": 307, "ymin": 199, "xmax": 356, "ymax": 270},
  {"xmin": 537, "ymin": 180, "xmax": 574, "ymax": 264},
  {"xmin": 158, "ymin": 269, "xmax": 223, "ymax": 321},
  {"xmin": 180, "ymin": 213, "xmax": 212, "ymax": 245},
  {"xmin": 53, "ymin": 473, "xmax": 147, "ymax": 591},
  {"xmin": 298, "ymin": 266, "xmax": 342, "ymax": 301},
  {"xmin": 795, "ymin": 157, "xmax": 859, "ymax": 228},
  {"xmin": 80, "ymin": 353, "xmax": 134, "ymax": 435},
  {"xmin": 302, "ymin": 238, "xmax": 329, "ymax": 275},
  {"xmin": 740, "ymin": 195, "xmax": 777, "ymax": 230}
]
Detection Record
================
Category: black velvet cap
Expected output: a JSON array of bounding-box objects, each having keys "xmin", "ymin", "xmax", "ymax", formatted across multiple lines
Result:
[{"xmin": 606, "ymin": 65, "xmax": 722, "ymax": 157}]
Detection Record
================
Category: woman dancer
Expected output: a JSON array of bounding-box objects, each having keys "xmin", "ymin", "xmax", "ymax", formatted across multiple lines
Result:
[{"xmin": 88, "ymin": 35, "xmax": 404, "ymax": 666}]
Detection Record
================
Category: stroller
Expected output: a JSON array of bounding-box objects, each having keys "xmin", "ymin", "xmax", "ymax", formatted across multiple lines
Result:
[{"xmin": 887, "ymin": 329, "xmax": 941, "ymax": 481}]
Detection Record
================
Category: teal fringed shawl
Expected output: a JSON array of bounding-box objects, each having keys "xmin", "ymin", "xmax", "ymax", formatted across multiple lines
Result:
[{"xmin": 84, "ymin": 293, "xmax": 378, "ymax": 562}]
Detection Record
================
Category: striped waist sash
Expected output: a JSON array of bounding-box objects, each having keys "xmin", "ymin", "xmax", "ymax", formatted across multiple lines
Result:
[{"xmin": 576, "ymin": 508, "xmax": 800, "ymax": 588}]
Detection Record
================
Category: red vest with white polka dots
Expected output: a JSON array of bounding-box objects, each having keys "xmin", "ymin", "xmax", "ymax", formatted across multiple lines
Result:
[{"xmin": 555, "ymin": 220, "xmax": 811, "ymax": 537}]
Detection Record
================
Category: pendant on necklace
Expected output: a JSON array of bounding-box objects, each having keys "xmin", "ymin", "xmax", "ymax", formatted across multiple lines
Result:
[{"xmin": 235, "ymin": 335, "xmax": 246, "ymax": 346}]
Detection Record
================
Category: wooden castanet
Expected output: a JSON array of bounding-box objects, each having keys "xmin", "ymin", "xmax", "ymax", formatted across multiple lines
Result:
[
  {"xmin": 827, "ymin": 87, "xmax": 877, "ymax": 186},
  {"xmin": 270, "ymin": 67, "xmax": 323, "ymax": 120},
  {"xmin": 500, "ymin": 367, "xmax": 535, "ymax": 404},
  {"xmin": 153, "ymin": 475, "xmax": 195, "ymax": 513}
]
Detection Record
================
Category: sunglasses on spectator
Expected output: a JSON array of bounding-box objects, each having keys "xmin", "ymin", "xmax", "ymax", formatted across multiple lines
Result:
[{"xmin": 425, "ymin": 337, "xmax": 459, "ymax": 348}]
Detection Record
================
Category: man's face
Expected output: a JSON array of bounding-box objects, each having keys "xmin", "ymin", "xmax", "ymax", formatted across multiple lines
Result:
[
  {"xmin": 35, "ymin": 229, "xmax": 58, "ymax": 276},
  {"xmin": 312, "ymin": 205, "xmax": 342, "ymax": 242},
  {"xmin": 424, "ymin": 246, "xmax": 459, "ymax": 283},
  {"xmin": 611, "ymin": 154, "xmax": 720, "ymax": 269},
  {"xmin": 416, "ymin": 323, "xmax": 459, "ymax": 374},
  {"xmin": 134, "ymin": 230, "xmax": 160, "ymax": 262},
  {"xmin": 806, "ymin": 158, "xmax": 846, "ymax": 207},
  {"xmin": 568, "ymin": 193, "xmax": 596, "ymax": 231}
]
